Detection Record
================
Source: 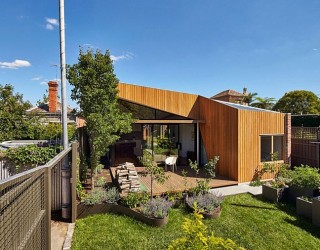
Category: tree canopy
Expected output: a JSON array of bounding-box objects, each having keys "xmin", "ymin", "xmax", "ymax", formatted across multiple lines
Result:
[
  {"xmin": 0, "ymin": 84, "xmax": 36, "ymax": 141},
  {"xmin": 273, "ymin": 90, "xmax": 320, "ymax": 114},
  {"xmin": 67, "ymin": 49, "xmax": 133, "ymax": 173}
]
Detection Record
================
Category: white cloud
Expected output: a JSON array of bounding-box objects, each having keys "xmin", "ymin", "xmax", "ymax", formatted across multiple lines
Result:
[
  {"xmin": 45, "ymin": 17, "xmax": 58, "ymax": 30},
  {"xmin": 110, "ymin": 52, "xmax": 134, "ymax": 62},
  {"xmin": 0, "ymin": 60, "xmax": 31, "ymax": 69},
  {"xmin": 46, "ymin": 24, "xmax": 54, "ymax": 30},
  {"xmin": 32, "ymin": 76, "xmax": 42, "ymax": 81},
  {"xmin": 313, "ymin": 48, "xmax": 318, "ymax": 51}
]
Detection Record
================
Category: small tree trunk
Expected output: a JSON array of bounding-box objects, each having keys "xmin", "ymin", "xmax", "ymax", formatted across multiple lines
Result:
[{"xmin": 89, "ymin": 139, "xmax": 97, "ymax": 189}]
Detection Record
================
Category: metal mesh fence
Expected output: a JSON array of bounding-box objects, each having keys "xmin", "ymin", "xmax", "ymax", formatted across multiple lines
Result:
[
  {"xmin": 292, "ymin": 127, "xmax": 319, "ymax": 140},
  {"xmin": 0, "ymin": 168, "xmax": 49, "ymax": 250}
]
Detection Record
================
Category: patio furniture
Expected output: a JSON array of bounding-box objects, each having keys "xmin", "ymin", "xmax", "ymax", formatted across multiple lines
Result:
[{"xmin": 165, "ymin": 156, "xmax": 178, "ymax": 172}]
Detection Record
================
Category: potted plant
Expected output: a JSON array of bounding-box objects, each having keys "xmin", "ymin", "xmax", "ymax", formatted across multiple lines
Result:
[
  {"xmin": 139, "ymin": 197, "xmax": 172, "ymax": 226},
  {"xmin": 288, "ymin": 165, "xmax": 320, "ymax": 202},
  {"xmin": 186, "ymin": 192, "xmax": 223, "ymax": 219},
  {"xmin": 312, "ymin": 196, "xmax": 320, "ymax": 227},
  {"xmin": 262, "ymin": 179, "xmax": 288, "ymax": 202},
  {"xmin": 296, "ymin": 196, "xmax": 313, "ymax": 219}
]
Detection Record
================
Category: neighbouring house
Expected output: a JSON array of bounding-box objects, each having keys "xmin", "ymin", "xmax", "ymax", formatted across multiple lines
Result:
[
  {"xmin": 26, "ymin": 81, "xmax": 85, "ymax": 128},
  {"xmin": 210, "ymin": 88, "xmax": 247, "ymax": 105},
  {"xmin": 113, "ymin": 82, "xmax": 291, "ymax": 183}
]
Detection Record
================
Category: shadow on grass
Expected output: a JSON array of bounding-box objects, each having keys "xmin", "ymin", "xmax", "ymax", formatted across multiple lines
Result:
[{"xmin": 254, "ymin": 194, "xmax": 320, "ymax": 238}]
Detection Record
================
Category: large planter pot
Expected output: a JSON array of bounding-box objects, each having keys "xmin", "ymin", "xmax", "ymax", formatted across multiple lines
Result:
[
  {"xmin": 114, "ymin": 205, "xmax": 169, "ymax": 227},
  {"xmin": 312, "ymin": 197, "xmax": 320, "ymax": 227},
  {"xmin": 288, "ymin": 186, "xmax": 319, "ymax": 203},
  {"xmin": 262, "ymin": 184, "xmax": 288, "ymax": 202},
  {"xmin": 185, "ymin": 200, "xmax": 221, "ymax": 219},
  {"xmin": 77, "ymin": 203, "xmax": 168, "ymax": 227},
  {"xmin": 296, "ymin": 197, "xmax": 312, "ymax": 219},
  {"xmin": 202, "ymin": 206, "xmax": 222, "ymax": 219}
]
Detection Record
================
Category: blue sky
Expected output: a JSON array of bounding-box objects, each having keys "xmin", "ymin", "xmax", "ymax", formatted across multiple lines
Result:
[{"xmin": 1, "ymin": 0, "xmax": 320, "ymax": 107}]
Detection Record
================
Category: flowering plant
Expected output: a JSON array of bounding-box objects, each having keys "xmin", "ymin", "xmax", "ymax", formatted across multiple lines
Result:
[
  {"xmin": 187, "ymin": 192, "xmax": 223, "ymax": 214},
  {"xmin": 140, "ymin": 197, "xmax": 172, "ymax": 219}
]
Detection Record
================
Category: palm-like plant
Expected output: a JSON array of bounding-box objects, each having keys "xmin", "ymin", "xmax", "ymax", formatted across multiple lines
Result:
[
  {"xmin": 243, "ymin": 92, "xmax": 258, "ymax": 105},
  {"xmin": 251, "ymin": 97, "xmax": 276, "ymax": 110}
]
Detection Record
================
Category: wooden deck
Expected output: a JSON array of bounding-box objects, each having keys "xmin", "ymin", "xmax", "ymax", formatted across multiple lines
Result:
[{"xmin": 110, "ymin": 165, "xmax": 238, "ymax": 195}]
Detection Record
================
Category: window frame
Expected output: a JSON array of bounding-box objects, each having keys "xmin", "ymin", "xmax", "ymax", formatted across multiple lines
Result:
[{"xmin": 259, "ymin": 134, "xmax": 285, "ymax": 163}]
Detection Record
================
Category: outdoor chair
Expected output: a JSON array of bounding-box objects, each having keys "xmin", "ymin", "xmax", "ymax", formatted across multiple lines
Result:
[{"xmin": 165, "ymin": 156, "xmax": 178, "ymax": 172}]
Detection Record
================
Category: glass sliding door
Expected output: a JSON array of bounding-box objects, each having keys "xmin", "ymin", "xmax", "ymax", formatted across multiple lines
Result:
[{"xmin": 142, "ymin": 124, "xmax": 179, "ymax": 163}]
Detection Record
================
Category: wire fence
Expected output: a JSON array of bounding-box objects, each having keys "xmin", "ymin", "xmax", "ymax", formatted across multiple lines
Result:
[{"xmin": 0, "ymin": 143, "xmax": 77, "ymax": 250}]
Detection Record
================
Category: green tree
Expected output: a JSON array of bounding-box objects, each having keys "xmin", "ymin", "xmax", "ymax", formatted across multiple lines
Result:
[
  {"xmin": 67, "ymin": 49, "xmax": 133, "ymax": 186},
  {"xmin": 251, "ymin": 97, "xmax": 276, "ymax": 110},
  {"xmin": 273, "ymin": 90, "xmax": 320, "ymax": 114},
  {"xmin": 0, "ymin": 84, "xmax": 41, "ymax": 141}
]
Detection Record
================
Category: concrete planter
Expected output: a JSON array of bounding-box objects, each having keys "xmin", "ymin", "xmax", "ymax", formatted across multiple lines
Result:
[
  {"xmin": 296, "ymin": 197, "xmax": 312, "ymax": 219},
  {"xmin": 288, "ymin": 186, "xmax": 319, "ymax": 203},
  {"xmin": 312, "ymin": 197, "xmax": 320, "ymax": 227},
  {"xmin": 77, "ymin": 203, "xmax": 169, "ymax": 227},
  {"xmin": 262, "ymin": 185, "xmax": 287, "ymax": 202}
]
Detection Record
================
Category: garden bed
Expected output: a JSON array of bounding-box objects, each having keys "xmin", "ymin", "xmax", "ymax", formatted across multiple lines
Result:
[
  {"xmin": 77, "ymin": 203, "xmax": 168, "ymax": 227},
  {"xmin": 72, "ymin": 194, "xmax": 320, "ymax": 250}
]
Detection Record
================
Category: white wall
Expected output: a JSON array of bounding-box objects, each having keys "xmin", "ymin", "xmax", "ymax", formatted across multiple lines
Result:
[{"xmin": 180, "ymin": 124, "xmax": 195, "ymax": 157}]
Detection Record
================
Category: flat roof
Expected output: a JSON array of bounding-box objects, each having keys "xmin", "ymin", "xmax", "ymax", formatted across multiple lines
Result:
[{"xmin": 214, "ymin": 100, "xmax": 280, "ymax": 113}]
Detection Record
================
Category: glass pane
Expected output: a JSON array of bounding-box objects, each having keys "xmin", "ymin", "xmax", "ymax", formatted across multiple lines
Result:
[
  {"xmin": 273, "ymin": 136, "xmax": 283, "ymax": 160},
  {"xmin": 261, "ymin": 136, "xmax": 272, "ymax": 162}
]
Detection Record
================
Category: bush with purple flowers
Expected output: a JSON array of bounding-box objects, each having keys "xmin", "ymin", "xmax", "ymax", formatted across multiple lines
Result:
[
  {"xmin": 140, "ymin": 197, "xmax": 172, "ymax": 219},
  {"xmin": 187, "ymin": 192, "xmax": 223, "ymax": 214}
]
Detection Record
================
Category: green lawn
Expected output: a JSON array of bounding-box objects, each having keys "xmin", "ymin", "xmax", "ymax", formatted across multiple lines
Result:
[{"xmin": 71, "ymin": 194, "xmax": 320, "ymax": 250}]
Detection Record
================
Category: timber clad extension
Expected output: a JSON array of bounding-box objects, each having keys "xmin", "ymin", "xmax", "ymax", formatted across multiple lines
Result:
[{"xmin": 117, "ymin": 83, "xmax": 290, "ymax": 183}]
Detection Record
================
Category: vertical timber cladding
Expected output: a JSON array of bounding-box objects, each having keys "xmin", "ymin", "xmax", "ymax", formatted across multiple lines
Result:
[
  {"xmin": 238, "ymin": 110, "xmax": 285, "ymax": 182},
  {"xmin": 198, "ymin": 97, "xmax": 239, "ymax": 181},
  {"xmin": 117, "ymin": 83, "xmax": 200, "ymax": 119}
]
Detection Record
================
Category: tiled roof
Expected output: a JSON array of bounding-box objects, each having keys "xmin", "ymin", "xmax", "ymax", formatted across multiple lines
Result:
[
  {"xmin": 210, "ymin": 89, "xmax": 243, "ymax": 99},
  {"xmin": 27, "ymin": 102, "xmax": 73, "ymax": 113}
]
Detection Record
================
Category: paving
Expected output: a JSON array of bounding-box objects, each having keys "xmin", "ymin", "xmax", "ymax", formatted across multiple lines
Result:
[
  {"xmin": 51, "ymin": 221, "xmax": 69, "ymax": 250},
  {"xmin": 211, "ymin": 183, "xmax": 262, "ymax": 196}
]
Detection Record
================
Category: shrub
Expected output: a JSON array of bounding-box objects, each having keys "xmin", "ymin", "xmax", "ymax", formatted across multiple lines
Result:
[
  {"xmin": 168, "ymin": 211, "xmax": 244, "ymax": 250},
  {"xmin": 95, "ymin": 177, "xmax": 106, "ymax": 187},
  {"xmin": 290, "ymin": 165, "xmax": 320, "ymax": 189},
  {"xmin": 4, "ymin": 144, "xmax": 57, "ymax": 169},
  {"xmin": 140, "ymin": 197, "xmax": 172, "ymax": 219},
  {"xmin": 81, "ymin": 189, "xmax": 107, "ymax": 205},
  {"xmin": 76, "ymin": 180, "xmax": 86, "ymax": 200},
  {"xmin": 105, "ymin": 187, "xmax": 120, "ymax": 204},
  {"xmin": 187, "ymin": 192, "xmax": 223, "ymax": 214},
  {"xmin": 190, "ymin": 179, "xmax": 210, "ymax": 196},
  {"xmin": 204, "ymin": 156, "xmax": 219, "ymax": 178},
  {"xmin": 120, "ymin": 191, "xmax": 149, "ymax": 208}
]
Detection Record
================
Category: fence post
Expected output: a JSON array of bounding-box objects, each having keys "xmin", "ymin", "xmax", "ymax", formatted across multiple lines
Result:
[
  {"xmin": 45, "ymin": 167, "xmax": 52, "ymax": 250},
  {"xmin": 71, "ymin": 142, "xmax": 78, "ymax": 222}
]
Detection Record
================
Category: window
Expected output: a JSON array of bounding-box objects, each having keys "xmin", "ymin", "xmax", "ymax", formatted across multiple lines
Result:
[{"xmin": 260, "ymin": 135, "xmax": 284, "ymax": 162}]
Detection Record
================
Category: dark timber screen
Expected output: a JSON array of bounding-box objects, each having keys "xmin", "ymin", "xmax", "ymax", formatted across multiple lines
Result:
[
  {"xmin": 0, "ymin": 142, "xmax": 77, "ymax": 250},
  {"xmin": 291, "ymin": 127, "xmax": 320, "ymax": 168}
]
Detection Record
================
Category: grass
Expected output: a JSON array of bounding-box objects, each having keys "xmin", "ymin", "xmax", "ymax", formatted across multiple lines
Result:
[{"xmin": 72, "ymin": 194, "xmax": 320, "ymax": 250}]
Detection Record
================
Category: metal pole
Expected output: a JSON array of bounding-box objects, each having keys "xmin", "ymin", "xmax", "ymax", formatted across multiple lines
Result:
[
  {"xmin": 197, "ymin": 122, "xmax": 200, "ymax": 164},
  {"xmin": 59, "ymin": 0, "xmax": 68, "ymax": 149},
  {"xmin": 59, "ymin": 0, "xmax": 70, "ymax": 220}
]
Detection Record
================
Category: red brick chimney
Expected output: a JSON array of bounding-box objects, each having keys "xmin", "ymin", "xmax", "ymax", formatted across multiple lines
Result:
[{"xmin": 48, "ymin": 81, "xmax": 58, "ymax": 112}]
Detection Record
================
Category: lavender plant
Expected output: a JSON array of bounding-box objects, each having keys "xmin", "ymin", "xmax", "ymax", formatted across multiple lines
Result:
[
  {"xmin": 140, "ymin": 197, "xmax": 172, "ymax": 219},
  {"xmin": 187, "ymin": 192, "xmax": 223, "ymax": 214},
  {"xmin": 105, "ymin": 187, "xmax": 120, "ymax": 204}
]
